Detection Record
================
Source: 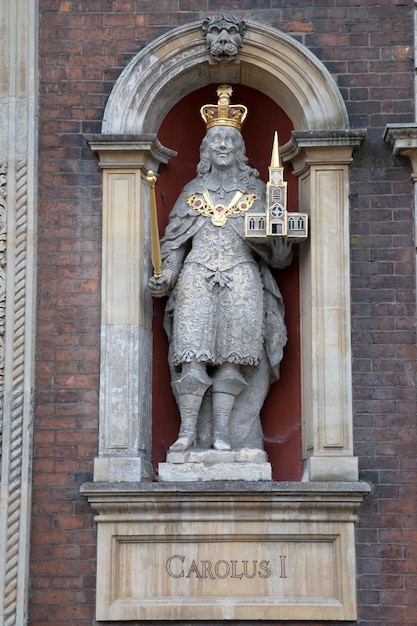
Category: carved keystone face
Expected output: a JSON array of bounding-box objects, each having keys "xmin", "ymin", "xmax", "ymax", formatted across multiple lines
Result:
[
  {"xmin": 205, "ymin": 19, "xmax": 244, "ymax": 63},
  {"xmin": 206, "ymin": 126, "xmax": 240, "ymax": 170}
]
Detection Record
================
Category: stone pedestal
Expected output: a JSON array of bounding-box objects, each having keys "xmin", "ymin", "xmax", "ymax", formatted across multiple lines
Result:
[
  {"xmin": 159, "ymin": 448, "xmax": 271, "ymax": 481},
  {"xmin": 81, "ymin": 481, "xmax": 370, "ymax": 622}
]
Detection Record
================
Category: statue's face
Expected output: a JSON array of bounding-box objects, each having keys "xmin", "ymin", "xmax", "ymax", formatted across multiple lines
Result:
[{"xmin": 206, "ymin": 126, "xmax": 239, "ymax": 170}]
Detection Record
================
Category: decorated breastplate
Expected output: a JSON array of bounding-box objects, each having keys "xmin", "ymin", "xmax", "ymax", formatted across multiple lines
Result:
[
  {"xmin": 185, "ymin": 190, "xmax": 258, "ymax": 226},
  {"xmin": 184, "ymin": 219, "xmax": 255, "ymax": 270}
]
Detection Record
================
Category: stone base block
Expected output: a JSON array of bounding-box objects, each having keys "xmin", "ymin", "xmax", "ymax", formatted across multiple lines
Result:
[
  {"xmin": 93, "ymin": 456, "xmax": 152, "ymax": 482},
  {"xmin": 159, "ymin": 461, "xmax": 271, "ymax": 481},
  {"xmin": 166, "ymin": 447, "xmax": 268, "ymax": 464},
  {"xmin": 303, "ymin": 455, "xmax": 359, "ymax": 482},
  {"xmin": 160, "ymin": 447, "xmax": 271, "ymax": 481}
]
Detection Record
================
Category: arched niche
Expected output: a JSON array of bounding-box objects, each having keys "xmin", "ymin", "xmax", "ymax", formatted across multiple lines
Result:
[
  {"xmin": 87, "ymin": 19, "xmax": 365, "ymax": 483},
  {"xmin": 152, "ymin": 84, "xmax": 302, "ymax": 481}
]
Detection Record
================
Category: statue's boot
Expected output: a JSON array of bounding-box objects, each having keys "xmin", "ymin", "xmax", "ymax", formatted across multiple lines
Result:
[
  {"xmin": 212, "ymin": 368, "xmax": 248, "ymax": 451},
  {"xmin": 169, "ymin": 369, "xmax": 211, "ymax": 451}
]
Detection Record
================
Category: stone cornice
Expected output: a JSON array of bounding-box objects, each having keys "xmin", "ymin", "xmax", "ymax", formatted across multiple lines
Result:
[
  {"xmin": 282, "ymin": 129, "xmax": 366, "ymax": 175},
  {"xmin": 384, "ymin": 123, "xmax": 417, "ymax": 181},
  {"xmin": 283, "ymin": 128, "xmax": 366, "ymax": 159},
  {"xmin": 85, "ymin": 133, "xmax": 177, "ymax": 169},
  {"xmin": 384, "ymin": 122, "xmax": 417, "ymax": 147},
  {"xmin": 81, "ymin": 480, "xmax": 371, "ymax": 519}
]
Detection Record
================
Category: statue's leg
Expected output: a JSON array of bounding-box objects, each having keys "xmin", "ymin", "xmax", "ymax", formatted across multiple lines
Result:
[
  {"xmin": 212, "ymin": 363, "xmax": 248, "ymax": 451},
  {"xmin": 170, "ymin": 362, "xmax": 211, "ymax": 451}
]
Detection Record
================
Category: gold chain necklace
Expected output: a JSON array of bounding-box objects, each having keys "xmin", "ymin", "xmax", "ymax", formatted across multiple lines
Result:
[{"xmin": 185, "ymin": 190, "xmax": 258, "ymax": 226}]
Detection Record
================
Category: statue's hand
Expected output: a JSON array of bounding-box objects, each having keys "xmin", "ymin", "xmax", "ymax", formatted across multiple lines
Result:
[
  {"xmin": 271, "ymin": 236, "xmax": 293, "ymax": 254},
  {"xmin": 148, "ymin": 270, "xmax": 174, "ymax": 298},
  {"xmin": 267, "ymin": 236, "xmax": 294, "ymax": 268}
]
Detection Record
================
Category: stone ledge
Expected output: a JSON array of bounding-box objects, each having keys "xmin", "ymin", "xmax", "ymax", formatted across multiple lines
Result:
[
  {"xmin": 81, "ymin": 479, "xmax": 370, "ymax": 494},
  {"xmin": 81, "ymin": 480, "xmax": 371, "ymax": 515}
]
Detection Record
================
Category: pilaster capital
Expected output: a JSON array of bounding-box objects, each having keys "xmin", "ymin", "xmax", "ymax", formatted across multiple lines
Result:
[
  {"xmin": 283, "ymin": 129, "xmax": 366, "ymax": 175},
  {"xmin": 85, "ymin": 133, "xmax": 177, "ymax": 170},
  {"xmin": 384, "ymin": 123, "xmax": 417, "ymax": 181}
]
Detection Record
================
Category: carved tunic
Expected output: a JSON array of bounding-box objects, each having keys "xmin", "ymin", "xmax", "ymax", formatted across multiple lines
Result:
[{"xmin": 170, "ymin": 218, "xmax": 263, "ymax": 367}]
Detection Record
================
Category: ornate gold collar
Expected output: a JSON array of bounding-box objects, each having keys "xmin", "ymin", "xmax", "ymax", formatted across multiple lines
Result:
[{"xmin": 185, "ymin": 190, "xmax": 258, "ymax": 226}]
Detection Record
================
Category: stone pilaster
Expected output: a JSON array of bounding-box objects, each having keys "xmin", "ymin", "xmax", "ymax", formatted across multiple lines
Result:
[
  {"xmin": 0, "ymin": 1, "xmax": 38, "ymax": 624},
  {"xmin": 86, "ymin": 135, "xmax": 176, "ymax": 482},
  {"xmin": 285, "ymin": 130, "xmax": 365, "ymax": 481}
]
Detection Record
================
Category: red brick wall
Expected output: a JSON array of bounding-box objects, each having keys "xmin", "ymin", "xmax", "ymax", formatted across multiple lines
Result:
[{"xmin": 32, "ymin": 1, "xmax": 417, "ymax": 624}]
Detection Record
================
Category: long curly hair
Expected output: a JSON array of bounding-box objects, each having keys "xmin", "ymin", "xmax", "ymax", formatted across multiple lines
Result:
[{"xmin": 196, "ymin": 128, "xmax": 259, "ymax": 190}]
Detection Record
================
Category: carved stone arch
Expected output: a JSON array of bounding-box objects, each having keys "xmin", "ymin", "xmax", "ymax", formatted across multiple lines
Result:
[{"xmin": 102, "ymin": 20, "xmax": 349, "ymax": 136}]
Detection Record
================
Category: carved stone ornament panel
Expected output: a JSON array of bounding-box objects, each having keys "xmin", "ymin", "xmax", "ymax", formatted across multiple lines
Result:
[
  {"xmin": 0, "ymin": 161, "xmax": 6, "ymax": 394},
  {"xmin": 202, "ymin": 14, "xmax": 246, "ymax": 64}
]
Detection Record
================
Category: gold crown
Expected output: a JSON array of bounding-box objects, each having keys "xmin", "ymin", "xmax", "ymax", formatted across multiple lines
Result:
[{"xmin": 200, "ymin": 85, "xmax": 248, "ymax": 131}]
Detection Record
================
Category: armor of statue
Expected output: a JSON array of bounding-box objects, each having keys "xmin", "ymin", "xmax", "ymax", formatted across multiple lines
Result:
[{"xmin": 149, "ymin": 85, "xmax": 294, "ymax": 455}]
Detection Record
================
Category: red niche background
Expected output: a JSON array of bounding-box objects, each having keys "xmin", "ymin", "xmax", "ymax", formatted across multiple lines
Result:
[{"xmin": 152, "ymin": 84, "xmax": 302, "ymax": 481}]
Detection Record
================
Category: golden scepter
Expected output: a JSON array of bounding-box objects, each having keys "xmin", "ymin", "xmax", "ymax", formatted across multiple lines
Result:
[{"xmin": 146, "ymin": 170, "xmax": 162, "ymax": 279}]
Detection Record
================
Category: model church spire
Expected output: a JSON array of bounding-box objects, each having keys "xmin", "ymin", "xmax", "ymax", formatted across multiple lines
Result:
[{"xmin": 245, "ymin": 132, "xmax": 308, "ymax": 240}]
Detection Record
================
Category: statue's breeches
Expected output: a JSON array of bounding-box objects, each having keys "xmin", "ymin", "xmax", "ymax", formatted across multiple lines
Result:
[{"xmin": 169, "ymin": 261, "xmax": 263, "ymax": 367}]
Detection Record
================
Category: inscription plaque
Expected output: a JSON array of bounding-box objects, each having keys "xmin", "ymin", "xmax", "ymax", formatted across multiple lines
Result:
[{"xmin": 98, "ymin": 532, "xmax": 348, "ymax": 620}]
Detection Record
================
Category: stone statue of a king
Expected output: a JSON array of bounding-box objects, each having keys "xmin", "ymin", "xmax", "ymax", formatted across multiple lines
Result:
[{"xmin": 149, "ymin": 85, "xmax": 294, "ymax": 457}]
